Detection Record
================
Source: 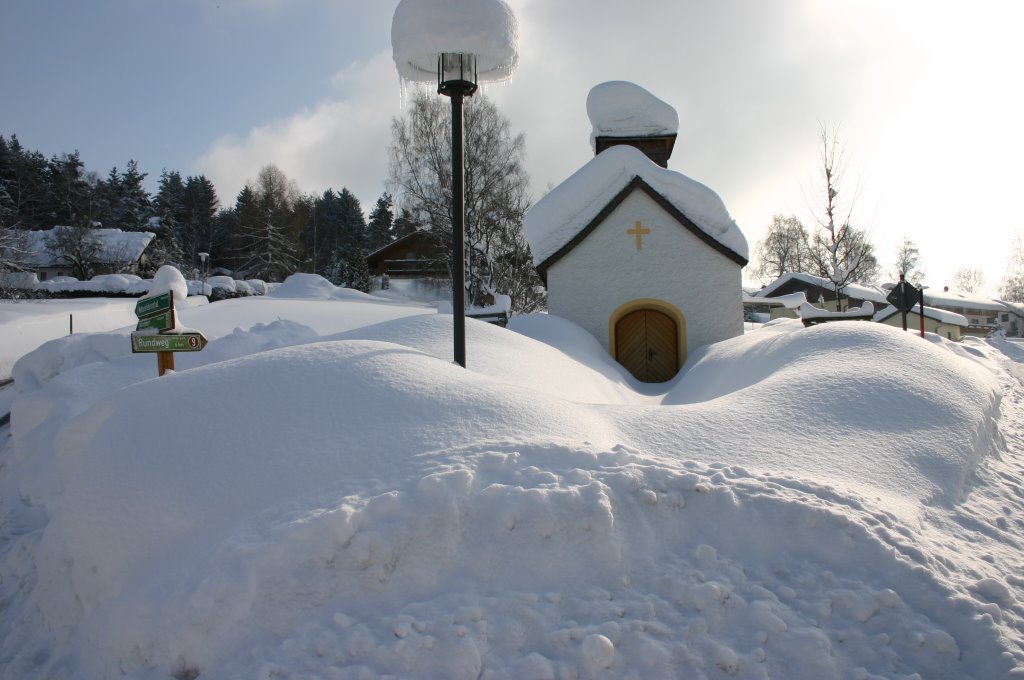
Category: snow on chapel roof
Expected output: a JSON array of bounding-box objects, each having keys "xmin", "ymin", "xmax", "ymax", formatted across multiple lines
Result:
[
  {"xmin": 391, "ymin": 0, "xmax": 518, "ymax": 83},
  {"xmin": 587, "ymin": 81, "xmax": 679, "ymax": 150},
  {"xmin": 524, "ymin": 145, "xmax": 748, "ymax": 268}
]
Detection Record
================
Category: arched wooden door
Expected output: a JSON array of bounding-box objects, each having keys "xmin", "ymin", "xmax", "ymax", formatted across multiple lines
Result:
[{"xmin": 614, "ymin": 308, "xmax": 679, "ymax": 382}]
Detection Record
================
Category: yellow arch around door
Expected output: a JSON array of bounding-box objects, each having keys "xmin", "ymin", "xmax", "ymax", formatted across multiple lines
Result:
[{"xmin": 608, "ymin": 299, "xmax": 687, "ymax": 379}]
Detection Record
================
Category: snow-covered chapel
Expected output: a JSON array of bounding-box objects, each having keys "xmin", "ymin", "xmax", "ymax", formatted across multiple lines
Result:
[{"xmin": 524, "ymin": 81, "xmax": 749, "ymax": 383}]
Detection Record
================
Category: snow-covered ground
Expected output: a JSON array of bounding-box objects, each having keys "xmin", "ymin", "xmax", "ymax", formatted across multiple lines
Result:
[{"xmin": 1, "ymin": 275, "xmax": 1023, "ymax": 679}]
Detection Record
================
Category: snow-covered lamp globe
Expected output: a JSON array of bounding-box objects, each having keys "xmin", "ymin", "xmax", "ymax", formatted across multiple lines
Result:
[
  {"xmin": 391, "ymin": 0, "xmax": 519, "ymax": 368},
  {"xmin": 391, "ymin": 0, "xmax": 518, "ymax": 94}
]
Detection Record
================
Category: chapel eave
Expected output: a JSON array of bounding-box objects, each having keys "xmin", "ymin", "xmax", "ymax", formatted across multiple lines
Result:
[{"xmin": 535, "ymin": 175, "xmax": 749, "ymax": 285}]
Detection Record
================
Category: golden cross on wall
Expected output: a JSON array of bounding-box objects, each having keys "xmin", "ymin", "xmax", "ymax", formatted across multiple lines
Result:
[{"xmin": 627, "ymin": 220, "xmax": 651, "ymax": 250}]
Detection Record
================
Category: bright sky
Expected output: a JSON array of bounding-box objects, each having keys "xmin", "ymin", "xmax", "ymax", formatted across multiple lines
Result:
[{"xmin": 2, "ymin": 0, "xmax": 1022, "ymax": 295}]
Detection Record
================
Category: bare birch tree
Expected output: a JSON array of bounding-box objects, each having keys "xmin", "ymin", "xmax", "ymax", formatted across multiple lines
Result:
[
  {"xmin": 1000, "ymin": 232, "xmax": 1024, "ymax": 302},
  {"xmin": 891, "ymin": 236, "xmax": 925, "ymax": 284},
  {"xmin": 388, "ymin": 91, "xmax": 544, "ymax": 312},
  {"xmin": 804, "ymin": 125, "xmax": 877, "ymax": 308},
  {"xmin": 752, "ymin": 214, "xmax": 813, "ymax": 283},
  {"xmin": 950, "ymin": 267, "xmax": 986, "ymax": 293}
]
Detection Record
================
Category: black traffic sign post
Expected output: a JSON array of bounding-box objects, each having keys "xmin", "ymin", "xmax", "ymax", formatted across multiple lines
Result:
[{"xmin": 886, "ymin": 275, "xmax": 922, "ymax": 331}]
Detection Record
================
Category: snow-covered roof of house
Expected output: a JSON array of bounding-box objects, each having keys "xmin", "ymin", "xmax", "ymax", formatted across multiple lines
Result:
[
  {"xmin": 22, "ymin": 227, "xmax": 155, "ymax": 268},
  {"xmin": 756, "ymin": 272, "xmax": 889, "ymax": 304},
  {"xmin": 743, "ymin": 291, "xmax": 807, "ymax": 310},
  {"xmin": 800, "ymin": 301, "xmax": 874, "ymax": 321},
  {"xmin": 923, "ymin": 288, "xmax": 1006, "ymax": 313},
  {"xmin": 996, "ymin": 299, "xmax": 1024, "ymax": 317},
  {"xmin": 587, "ymin": 81, "xmax": 679, "ymax": 151},
  {"xmin": 391, "ymin": 0, "xmax": 518, "ymax": 83},
  {"xmin": 872, "ymin": 304, "xmax": 969, "ymax": 327},
  {"xmin": 523, "ymin": 145, "xmax": 748, "ymax": 270}
]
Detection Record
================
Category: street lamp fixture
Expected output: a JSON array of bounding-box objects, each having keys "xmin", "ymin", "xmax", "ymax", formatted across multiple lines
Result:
[
  {"xmin": 197, "ymin": 252, "xmax": 209, "ymax": 295},
  {"xmin": 438, "ymin": 53, "xmax": 478, "ymax": 96}
]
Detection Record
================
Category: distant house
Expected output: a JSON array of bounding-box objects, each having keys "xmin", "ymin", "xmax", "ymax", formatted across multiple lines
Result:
[
  {"xmin": 754, "ymin": 274, "xmax": 996, "ymax": 340},
  {"xmin": 21, "ymin": 227, "xmax": 155, "ymax": 281},
  {"xmin": 872, "ymin": 304, "xmax": 967, "ymax": 341},
  {"xmin": 753, "ymin": 272, "xmax": 889, "ymax": 314},
  {"xmin": 524, "ymin": 82, "xmax": 748, "ymax": 383},
  {"xmin": 742, "ymin": 290, "xmax": 805, "ymax": 322},
  {"xmin": 365, "ymin": 230, "xmax": 446, "ymax": 284},
  {"xmin": 994, "ymin": 300, "xmax": 1024, "ymax": 337},
  {"xmin": 923, "ymin": 288, "xmax": 1006, "ymax": 337}
]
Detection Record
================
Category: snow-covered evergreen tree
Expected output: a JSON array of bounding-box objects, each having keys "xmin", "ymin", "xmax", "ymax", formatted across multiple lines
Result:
[
  {"xmin": 366, "ymin": 192, "xmax": 394, "ymax": 252},
  {"xmin": 231, "ymin": 165, "xmax": 299, "ymax": 282}
]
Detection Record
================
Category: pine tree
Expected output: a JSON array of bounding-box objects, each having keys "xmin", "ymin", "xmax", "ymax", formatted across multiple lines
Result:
[
  {"xmin": 180, "ymin": 175, "xmax": 221, "ymax": 269},
  {"xmin": 154, "ymin": 170, "xmax": 187, "ymax": 269},
  {"xmin": 366, "ymin": 192, "xmax": 395, "ymax": 252},
  {"xmin": 392, "ymin": 207, "xmax": 420, "ymax": 239},
  {"xmin": 45, "ymin": 151, "xmax": 94, "ymax": 228},
  {"xmin": 231, "ymin": 165, "xmax": 299, "ymax": 281},
  {"xmin": 0, "ymin": 135, "xmax": 49, "ymax": 230},
  {"xmin": 345, "ymin": 244, "xmax": 371, "ymax": 292},
  {"xmin": 117, "ymin": 160, "xmax": 154, "ymax": 232}
]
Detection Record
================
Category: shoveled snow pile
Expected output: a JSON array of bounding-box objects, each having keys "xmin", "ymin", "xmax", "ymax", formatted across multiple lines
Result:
[
  {"xmin": 523, "ymin": 145, "xmax": 748, "ymax": 265},
  {"xmin": 1, "ymin": 294, "xmax": 1023, "ymax": 678},
  {"xmin": 587, "ymin": 81, "xmax": 679, "ymax": 148},
  {"xmin": 270, "ymin": 273, "xmax": 377, "ymax": 301}
]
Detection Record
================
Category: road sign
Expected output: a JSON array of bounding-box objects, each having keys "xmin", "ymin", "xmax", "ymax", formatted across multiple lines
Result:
[
  {"xmin": 135, "ymin": 310, "xmax": 175, "ymax": 333},
  {"xmin": 131, "ymin": 332, "xmax": 207, "ymax": 353},
  {"xmin": 136, "ymin": 291, "xmax": 173, "ymax": 318},
  {"xmin": 886, "ymin": 282, "xmax": 922, "ymax": 312}
]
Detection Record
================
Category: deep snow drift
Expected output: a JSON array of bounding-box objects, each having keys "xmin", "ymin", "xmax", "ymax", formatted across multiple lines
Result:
[{"xmin": 1, "ymin": 279, "xmax": 1023, "ymax": 679}]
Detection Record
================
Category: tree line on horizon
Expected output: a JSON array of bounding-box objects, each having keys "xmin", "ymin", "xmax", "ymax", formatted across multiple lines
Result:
[
  {"xmin": 0, "ymin": 133, "xmax": 418, "ymax": 288},
  {"xmin": 0, "ymin": 92, "xmax": 546, "ymax": 313}
]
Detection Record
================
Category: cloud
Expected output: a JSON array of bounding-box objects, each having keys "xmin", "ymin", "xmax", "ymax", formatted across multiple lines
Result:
[
  {"xmin": 192, "ymin": 0, "xmax": 1023, "ymax": 292},
  {"xmin": 195, "ymin": 51, "xmax": 402, "ymax": 211}
]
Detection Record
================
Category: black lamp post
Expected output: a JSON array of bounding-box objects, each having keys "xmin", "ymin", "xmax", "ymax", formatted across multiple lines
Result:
[
  {"xmin": 391, "ymin": 0, "xmax": 518, "ymax": 368},
  {"xmin": 437, "ymin": 53, "xmax": 478, "ymax": 368}
]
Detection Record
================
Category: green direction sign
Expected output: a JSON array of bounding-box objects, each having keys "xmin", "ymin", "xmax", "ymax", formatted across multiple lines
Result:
[
  {"xmin": 135, "ymin": 310, "xmax": 175, "ymax": 333},
  {"xmin": 135, "ymin": 291, "xmax": 173, "ymax": 319},
  {"xmin": 131, "ymin": 332, "xmax": 207, "ymax": 353}
]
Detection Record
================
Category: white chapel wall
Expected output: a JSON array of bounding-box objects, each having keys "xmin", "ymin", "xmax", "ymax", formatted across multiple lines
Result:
[{"xmin": 546, "ymin": 190, "xmax": 743, "ymax": 358}]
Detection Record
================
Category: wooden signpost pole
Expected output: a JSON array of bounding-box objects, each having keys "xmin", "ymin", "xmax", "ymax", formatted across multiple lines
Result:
[{"xmin": 158, "ymin": 351, "xmax": 175, "ymax": 376}]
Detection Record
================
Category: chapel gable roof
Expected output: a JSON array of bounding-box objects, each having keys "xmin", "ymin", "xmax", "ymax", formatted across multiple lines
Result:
[
  {"xmin": 523, "ymin": 145, "xmax": 748, "ymax": 283},
  {"xmin": 533, "ymin": 175, "xmax": 748, "ymax": 283}
]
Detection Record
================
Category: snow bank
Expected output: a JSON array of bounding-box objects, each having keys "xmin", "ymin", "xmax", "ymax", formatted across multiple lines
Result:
[
  {"xmin": 270, "ymin": 273, "xmax": 376, "ymax": 301},
  {"xmin": 35, "ymin": 274, "xmax": 151, "ymax": 295},
  {"xmin": 656, "ymin": 320, "xmax": 1001, "ymax": 511},
  {"xmin": 3, "ymin": 304, "xmax": 1020, "ymax": 678},
  {"xmin": 523, "ymin": 145, "xmax": 748, "ymax": 266},
  {"xmin": 391, "ymin": 0, "xmax": 518, "ymax": 83},
  {"xmin": 587, "ymin": 81, "xmax": 679, "ymax": 149}
]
